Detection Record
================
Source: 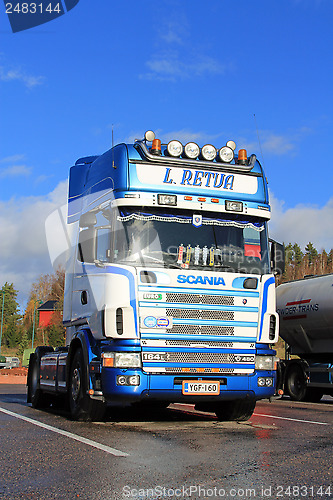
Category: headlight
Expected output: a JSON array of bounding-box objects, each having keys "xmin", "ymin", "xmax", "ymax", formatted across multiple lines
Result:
[
  {"xmin": 219, "ymin": 146, "xmax": 234, "ymax": 163},
  {"xmin": 102, "ymin": 352, "xmax": 142, "ymax": 368},
  {"xmin": 201, "ymin": 144, "xmax": 217, "ymax": 161},
  {"xmin": 115, "ymin": 353, "xmax": 141, "ymax": 368},
  {"xmin": 255, "ymin": 355, "xmax": 275, "ymax": 371},
  {"xmin": 184, "ymin": 142, "xmax": 200, "ymax": 159},
  {"xmin": 167, "ymin": 140, "xmax": 183, "ymax": 157}
]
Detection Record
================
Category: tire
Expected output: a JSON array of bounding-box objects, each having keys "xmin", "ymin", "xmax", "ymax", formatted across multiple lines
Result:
[
  {"xmin": 28, "ymin": 355, "xmax": 51, "ymax": 409},
  {"xmin": 286, "ymin": 364, "xmax": 307, "ymax": 401},
  {"xmin": 68, "ymin": 348, "xmax": 105, "ymax": 421},
  {"xmin": 214, "ymin": 399, "xmax": 256, "ymax": 421}
]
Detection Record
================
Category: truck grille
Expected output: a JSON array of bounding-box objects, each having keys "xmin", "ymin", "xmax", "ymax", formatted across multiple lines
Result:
[
  {"xmin": 165, "ymin": 367, "xmax": 235, "ymax": 374},
  {"xmin": 159, "ymin": 352, "xmax": 252, "ymax": 363},
  {"xmin": 166, "ymin": 293, "xmax": 234, "ymax": 305},
  {"xmin": 167, "ymin": 308, "xmax": 234, "ymax": 321},
  {"xmin": 169, "ymin": 325, "xmax": 234, "ymax": 336},
  {"xmin": 164, "ymin": 340, "xmax": 234, "ymax": 348}
]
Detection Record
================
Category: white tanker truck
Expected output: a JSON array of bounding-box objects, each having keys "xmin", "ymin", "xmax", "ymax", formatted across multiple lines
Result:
[{"xmin": 276, "ymin": 273, "xmax": 333, "ymax": 402}]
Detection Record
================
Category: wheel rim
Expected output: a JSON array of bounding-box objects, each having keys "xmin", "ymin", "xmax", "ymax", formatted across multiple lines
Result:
[{"xmin": 71, "ymin": 366, "xmax": 81, "ymax": 402}]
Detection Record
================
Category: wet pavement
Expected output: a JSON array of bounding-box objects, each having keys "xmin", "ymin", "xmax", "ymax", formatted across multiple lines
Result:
[{"xmin": 0, "ymin": 384, "xmax": 332, "ymax": 500}]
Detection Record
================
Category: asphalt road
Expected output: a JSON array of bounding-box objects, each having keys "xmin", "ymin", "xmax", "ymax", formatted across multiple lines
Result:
[{"xmin": 0, "ymin": 385, "xmax": 332, "ymax": 500}]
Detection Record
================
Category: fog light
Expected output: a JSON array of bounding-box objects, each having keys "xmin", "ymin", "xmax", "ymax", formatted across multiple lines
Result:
[
  {"xmin": 167, "ymin": 140, "xmax": 183, "ymax": 157},
  {"xmin": 117, "ymin": 375, "xmax": 127, "ymax": 385},
  {"xmin": 129, "ymin": 375, "xmax": 140, "ymax": 386},
  {"xmin": 184, "ymin": 142, "xmax": 200, "ymax": 159},
  {"xmin": 219, "ymin": 146, "xmax": 234, "ymax": 163},
  {"xmin": 201, "ymin": 144, "xmax": 217, "ymax": 161},
  {"xmin": 116, "ymin": 375, "xmax": 141, "ymax": 386}
]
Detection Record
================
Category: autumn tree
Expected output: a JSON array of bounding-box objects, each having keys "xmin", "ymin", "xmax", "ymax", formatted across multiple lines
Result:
[
  {"xmin": 24, "ymin": 266, "xmax": 65, "ymax": 347},
  {"xmin": 0, "ymin": 283, "xmax": 22, "ymax": 350}
]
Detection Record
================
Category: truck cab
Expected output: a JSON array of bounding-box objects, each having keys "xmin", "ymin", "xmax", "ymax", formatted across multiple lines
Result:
[{"xmin": 28, "ymin": 131, "xmax": 284, "ymax": 421}]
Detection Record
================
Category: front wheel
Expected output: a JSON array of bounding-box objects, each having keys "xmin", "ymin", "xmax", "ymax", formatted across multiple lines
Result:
[
  {"xmin": 214, "ymin": 399, "xmax": 256, "ymax": 421},
  {"xmin": 69, "ymin": 348, "xmax": 105, "ymax": 421}
]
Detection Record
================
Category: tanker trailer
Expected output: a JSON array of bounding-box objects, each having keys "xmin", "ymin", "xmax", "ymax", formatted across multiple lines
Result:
[{"xmin": 276, "ymin": 274, "xmax": 333, "ymax": 402}]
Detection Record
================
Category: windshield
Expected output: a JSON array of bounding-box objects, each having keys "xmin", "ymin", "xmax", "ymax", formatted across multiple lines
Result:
[{"xmin": 112, "ymin": 207, "xmax": 270, "ymax": 275}]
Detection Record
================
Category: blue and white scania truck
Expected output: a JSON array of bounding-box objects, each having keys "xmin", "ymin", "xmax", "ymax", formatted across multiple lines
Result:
[{"xmin": 27, "ymin": 130, "xmax": 284, "ymax": 421}]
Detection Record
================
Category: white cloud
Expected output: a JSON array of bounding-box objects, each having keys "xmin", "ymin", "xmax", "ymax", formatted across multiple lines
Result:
[
  {"xmin": 141, "ymin": 51, "xmax": 226, "ymax": 81},
  {"xmin": 140, "ymin": 16, "xmax": 226, "ymax": 82},
  {"xmin": 269, "ymin": 191, "xmax": 333, "ymax": 251},
  {"xmin": 261, "ymin": 133, "xmax": 295, "ymax": 155},
  {"xmin": 0, "ymin": 181, "xmax": 68, "ymax": 308},
  {"xmin": 159, "ymin": 22, "xmax": 187, "ymax": 45},
  {"xmin": 0, "ymin": 165, "xmax": 32, "ymax": 178},
  {"xmin": 159, "ymin": 129, "xmax": 222, "ymax": 145},
  {"xmin": 0, "ymin": 66, "xmax": 44, "ymax": 88},
  {"xmin": 0, "ymin": 154, "xmax": 25, "ymax": 164},
  {"xmin": 237, "ymin": 127, "xmax": 313, "ymax": 158}
]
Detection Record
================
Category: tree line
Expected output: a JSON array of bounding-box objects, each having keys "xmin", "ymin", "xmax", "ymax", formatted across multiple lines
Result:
[
  {"xmin": 0, "ymin": 267, "xmax": 65, "ymax": 357},
  {"xmin": 277, "ymin": 242, "xmax": 333, "ymax": 284}
]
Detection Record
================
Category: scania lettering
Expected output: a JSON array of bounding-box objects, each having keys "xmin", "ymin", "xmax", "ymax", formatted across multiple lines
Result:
[
  {"xmin": 27, "ymin": 130, "xmax": 284, "ymax": 421},
  {"xmin": 177, "ymin": 275, "xmax": 226, "ymax": 286}
]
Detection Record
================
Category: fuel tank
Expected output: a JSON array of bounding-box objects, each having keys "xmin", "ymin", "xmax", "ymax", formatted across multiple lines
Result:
[{"xmin": 276, "ymin": 274, "xmax": 333, "ymax": 355}]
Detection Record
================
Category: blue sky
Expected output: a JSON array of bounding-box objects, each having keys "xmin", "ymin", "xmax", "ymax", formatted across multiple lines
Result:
[{"xmin": 1, "ymin": 0, "xmax": 333, "ymax": 306}]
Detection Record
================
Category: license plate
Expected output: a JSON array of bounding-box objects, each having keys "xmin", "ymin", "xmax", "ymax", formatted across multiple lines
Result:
[{"xmin": 182, "ymin": 380, "xmax": 220, "ymax": 395}]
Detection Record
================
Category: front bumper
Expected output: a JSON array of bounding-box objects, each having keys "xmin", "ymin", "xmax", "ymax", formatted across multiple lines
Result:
[{"xmin": 100, "ymin": 368, "xmax": 276, "ymax": 404}]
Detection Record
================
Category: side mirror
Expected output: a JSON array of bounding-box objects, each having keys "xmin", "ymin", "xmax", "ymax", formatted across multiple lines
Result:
[
  {"xmin": 78, "ymin": 228, "xmax": 96, "ymax": 263},
  {"xmin": 270, "ymin": 240, "xmax": 285, "ymax": 276},
  {"xmin": 79, "ymin": 212, "xmax": 97, "ymax": 228}
]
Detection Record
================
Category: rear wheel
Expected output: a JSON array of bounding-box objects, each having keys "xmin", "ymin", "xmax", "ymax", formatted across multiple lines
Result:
[
  {"xmin": 214, "ymin": 399, "xmax": 256, "ymax": 421},
  {"xmin": 286, "ymin": 364, "xmax": 307, "ymax": 401},
  {"xmin": 28, "ymin": 355, "xmax": 51, "ymax": 409},
  {"xmin": 69, "ymin": 348, "xmax": 105, "ymax": 421}
]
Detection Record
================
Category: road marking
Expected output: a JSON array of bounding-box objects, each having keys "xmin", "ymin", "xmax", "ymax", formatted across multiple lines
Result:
[
  {"xmin": 0, "ymin": 406, "xmax": 129, "ymax": 457},
  {"xmin": 254, "ymin": 413, "xmax": 329, "ymax": 426}
]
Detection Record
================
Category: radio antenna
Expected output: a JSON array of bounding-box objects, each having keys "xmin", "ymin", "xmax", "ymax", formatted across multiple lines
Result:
[{"xmin": 253, "ymin": 114, "xmax": 266, "ymax": 170}]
